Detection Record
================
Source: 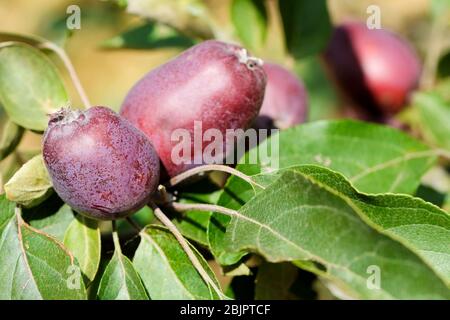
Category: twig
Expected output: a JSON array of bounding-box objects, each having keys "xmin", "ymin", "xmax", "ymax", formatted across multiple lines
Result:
[
  {"xmin": 126, "ymin": 217, "xmax": 142, "ymax": 233},
  {"xmin": 435, "ymin": 148, "xmax": 450, "ymax": 161},
  {"xmin": 0, "ymin": 41, "xmax": 17, "ymax": 49},
  {"xmin": 166, "ymin": 164, "xmax": 265, "ymax": 190},
  {"xmin": 149, "ymin": 201, "xmax": 226, "ymax": 299},
  {"xmin": 39, "ymin": 42, "xmax": 91, "ymax": 109},
  {"xmin": 111, "ymin": 220, "xmax": 122, "ymax": 253},
  {"xmin": 168, "ymin": 202, "xmax": 239, "ymax": 218}
]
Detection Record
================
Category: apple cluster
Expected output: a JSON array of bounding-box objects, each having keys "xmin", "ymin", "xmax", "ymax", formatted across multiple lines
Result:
[{"xmin": 42, "ymin": 22, "xmax": 422, "ymax": 220}]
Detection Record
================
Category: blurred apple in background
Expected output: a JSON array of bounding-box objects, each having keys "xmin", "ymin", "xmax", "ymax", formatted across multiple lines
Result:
[
  {"xmin": 254, "ymin": 62, "xmax": 308, "ymax": 130},
  {"xmin": 324, "ymin": 21, "xmax": 421, "ymax": 118}
]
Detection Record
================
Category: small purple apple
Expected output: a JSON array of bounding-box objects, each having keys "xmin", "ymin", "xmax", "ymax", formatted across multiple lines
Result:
[
  {"xmin": 43, "ymin": 107, "xmax": 160, "ymax": 220},
  {"xmin": 324, "ymin": 21, "xmax": 421, "ymax": 116},
  {"xmin": 120, "ymin": 40, "xmax": 267, "ymax": 177},
  {"xmin": 254, "ymin": 62, "xmax": 308, "ymax": 129}
]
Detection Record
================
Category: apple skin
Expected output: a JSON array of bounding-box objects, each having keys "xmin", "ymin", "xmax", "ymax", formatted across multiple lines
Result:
[
  {"xmin": 120, "ymin": 40, "xmax": 266, "ymax": 178},
  {"xmin": 254, "ymin": 62, "xmax": 308, "ymax": 129},
  {"xmin": 42, "ymin": 107, "xmax": 160, "ymax": 220},
  {"xmin": 324, "ymin": 22, "xmax": 421, "ymax": 116}
]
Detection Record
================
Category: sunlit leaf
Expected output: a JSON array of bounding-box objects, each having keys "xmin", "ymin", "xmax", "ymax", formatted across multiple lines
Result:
[
  {"xmin": 4, "ymin": 155, "xmax": 53, "ymax": 208},
  {"xmin": 134, "ymin": 225, "xmax": 222, "ymax": 299},
  {"xmin": 0, "ymin": 195, "xmax": 86, "ymax": 299},
  {"xmin": 0, "ymin": 43, "xmax": 68, "ymax": 131},
  {"xmin": 64, "ymin": 216, "xmax": 101, "ymax": 283}
]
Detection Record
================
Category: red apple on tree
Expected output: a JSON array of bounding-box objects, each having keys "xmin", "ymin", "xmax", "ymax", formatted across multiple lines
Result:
[
  {"xmin": 43, "ymin": 107, "xmax": 160, "ymax": 220},
  {"xmin": 120, "ymin": 40, "xmax": 266, "ymax": 177}
]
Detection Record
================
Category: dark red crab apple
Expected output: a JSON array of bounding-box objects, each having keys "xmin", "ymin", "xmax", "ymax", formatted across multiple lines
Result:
[
  {"xmin": 254, "ymin": 62, "xmax": 308, "ymax": 129},
  {"xmin": 43, "ymin": 107, "xmax": 160, "ymax": 220},
  {"xmin": 324, "ymin": 22, "xmax": 421, "ymax": 116},
  {"xmin": 120, "ymin": 40, "xmax": 266, "ymax": 177}
]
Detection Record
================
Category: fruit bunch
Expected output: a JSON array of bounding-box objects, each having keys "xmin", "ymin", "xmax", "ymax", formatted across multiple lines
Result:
[
  {"xmin": 41, "ymin": 21, "xmax": 423, "ymax": 221},
  {"xmin": 43, "ymin": 40, "xmax": 267, "ymax": 220}
]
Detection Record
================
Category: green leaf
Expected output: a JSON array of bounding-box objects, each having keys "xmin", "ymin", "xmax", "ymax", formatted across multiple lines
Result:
[
  {"xmin": 133, "ymin": 225, "xmax": 221, "ymax": 299},
  {"xmin": 208, "ymin": 165, "xmax": 260, "ymax": 266},
  {"xmin": 26, "ymin": 203, "xmax": 75, "ymax": 242},
  {"xmin": 4, "ymin": 155, "xmax": 53, "ymax": 208},
  {"xmin": 0, "ymin": 152, "xmax": 22, "ymax": 186},
  {"xmin": 291, "ymin": 165, "xmax": 450, "ymax": 286},
  {"xmin": 279, "ymin": 0, "xmax": 332, "ymax": 59},
  {"xmin": 215, "ymin": 164, "xmax": 450, "ymax": 286},
  {"xmin": 0, "ymin": 43, "xmax": 68, "ymax": 131},
  {"xmin": 255, "ymin": 262, "xmax": 298, "ymax": 300},
  {"xmin": 0, "ymin": 196, "xmax": 87, "ymax": 299},
  {"xmin": 0, "ymin": 107, "xmax": 23, "ymax": 161},
  {"xmin": 102, "ymin": 22, "xmax": 195, "ymax": 50},
  {"xmin": 174, "ymin": 190, "xmax": 222, "ymax": 246},
  {"xmin": 173, "ymin": 207, "xmax": 211, "ymax": 246},
  {"xmin": 64, "ymin": 216, "xmax": 101, "ymax": 283},
  {"xmin": 414, "ymin": 91, "xmax": 450, "ymax": 150},
  {"xmin": 86, "ymin": 254, "xmax": 110, "ymax": 300},
  {"xmin": 97, "ymin": 239, "xmax": 148, "ymax": 300},
  {"xmin": 208, "ymin": 120, "xmax": 437, "ymax": 265},
  {"xmin": 244, "ymin": 120, "xmax": 437, "ymax": 194},
  {"xmin": 0, "ymin": 194, "xmax": 15, "ymax": 232},
  {"xmin": 231, "ymin": 0, "xmax": 267, "ymax": 52},
  {"xmin": 220, "ymin": 168, "xmax": 449, "ymax": 299}
]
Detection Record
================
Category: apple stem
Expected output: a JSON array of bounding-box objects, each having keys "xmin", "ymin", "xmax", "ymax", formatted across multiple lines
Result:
[
  {"xmin": 236, "ymin": 48, "xmax": 264, "ymax": 70},
  {"xmin": 149, "ymin": 201, "xmax": 227, "ymax": 299},
  {"xmin": 111, "ymin": 220, "xmax": 122, "ymax": 254},
  {"xmin": 166, "ymin": 164, "xmax": 265, "ymax": 190},
  {"xmin": 39, "ymin": 42, "xmax": 91, "ymax": 110}
]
